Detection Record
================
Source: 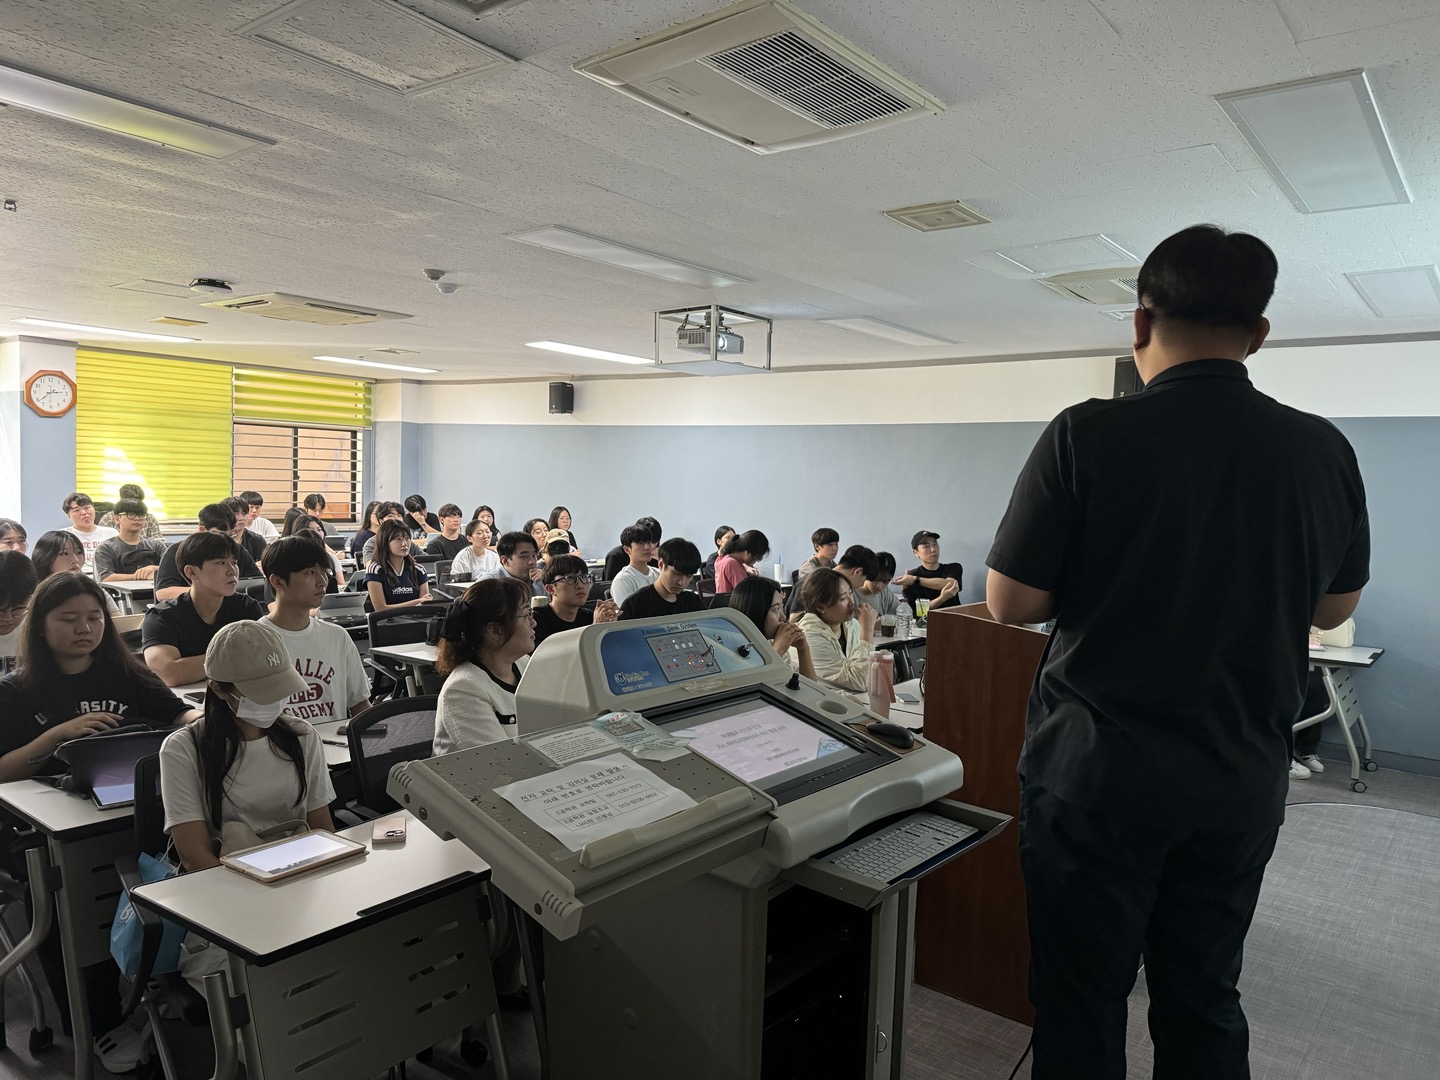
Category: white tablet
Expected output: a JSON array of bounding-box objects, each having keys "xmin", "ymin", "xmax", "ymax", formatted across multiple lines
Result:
[{"xmin": 220, "ymin": 831, "xmax": 366, "ymax": 884}]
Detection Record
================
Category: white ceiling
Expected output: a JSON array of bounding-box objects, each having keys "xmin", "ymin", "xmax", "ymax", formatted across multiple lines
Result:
[{"xmin": 2, "ymin": 0, "xmax": 1439, "ymax": 382}]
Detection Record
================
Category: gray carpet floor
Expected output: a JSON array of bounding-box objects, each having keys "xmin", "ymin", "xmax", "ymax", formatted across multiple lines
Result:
[{"xmin": 5, "ymin": 756, "xmax": 1438, "ymax": 1079}]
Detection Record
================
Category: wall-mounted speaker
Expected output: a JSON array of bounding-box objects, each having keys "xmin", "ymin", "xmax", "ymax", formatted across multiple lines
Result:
[
  {"xmin": 548, "ymin": 381, "xmax": 574, "ymax": 414},
  {"xmin": 1113, "ymin": 357, "xmax": 1144, "ymax": 398}
]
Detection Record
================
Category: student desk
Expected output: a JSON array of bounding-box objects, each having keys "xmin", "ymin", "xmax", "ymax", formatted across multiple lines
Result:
[
  {"xmin": 99, "ymin": 580, "xmax": 154, "ymax": 615},
  {"xmin": 0, "ymin": 781, "xmax": 133, "ymax": 1080},
  {"xmin": 873, "ymin": 623, "xmax": 926, "ymax": 681},
  {"xmin": 369, "ymin": 642, "xmax": 438, "ymax": 697},
  {"xmin": 311, "ymin": 718, "xmax": 352, "ymax": 768},
  {"xmin": 1298, "ymin": 644, "xmax": 1383, "ymax": 793},
  {"xmin": 130, "ymin": 813, "xmax": 507, "ymax": 1080}
]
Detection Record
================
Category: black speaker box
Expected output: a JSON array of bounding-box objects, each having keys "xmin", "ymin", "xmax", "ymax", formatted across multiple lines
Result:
[
  {"xmin": 1113, "ymin": 357, "xmax": 1144, "ymax": 398},
  {"xmin": 548, "ymin": 381, "xmax": 574, "ymax": 414}
]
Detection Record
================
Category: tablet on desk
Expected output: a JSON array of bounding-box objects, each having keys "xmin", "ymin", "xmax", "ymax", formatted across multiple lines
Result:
[{"xmin": 221, "ymin": 831, "xmax": 367, "ymax": 884}]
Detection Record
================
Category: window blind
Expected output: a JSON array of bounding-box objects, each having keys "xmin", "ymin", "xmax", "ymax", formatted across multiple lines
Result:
[
  {"xmin": 233, "ymin": 423, "xmax": 363, "ymax": 524},
  {"xmin": 232, "ymin": 368, "xmax": 371, "ymax": 428},
  {"xmin": 75, "ymin": 350, "xmax": 233, "ymax": 522}
]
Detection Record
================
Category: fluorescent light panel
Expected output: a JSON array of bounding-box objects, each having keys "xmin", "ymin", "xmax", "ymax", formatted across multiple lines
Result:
[
  {"xmin": 0, "ymin": 63, "xmax": 271, "ymax": 159},
  {"xmin": 15, "ymin": 318, "xmax": 197, "ymax": 343},
  {"xmin": 313, "ymin": 354, "xmax": 438, "ymax": 373},
  {"xmin": 525, "ymin": 341, "xmax": 652, "ymax": 365},
  {"xmin": 821, "ymin": 317, "xmax": 952, "ymax": 347},
  {"xmin": 1345, "ymin": 266, "xmax": 1440, "ymax": 318},
  {"xmin": 1216, "ymin": 70, "xmax": 1409, "ymax": 213},
  {"xmin": 509, "ymin": 226, "xmax": 749, "ymax": 288}
]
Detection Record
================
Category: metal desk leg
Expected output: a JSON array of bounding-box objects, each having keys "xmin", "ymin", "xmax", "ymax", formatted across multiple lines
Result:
[{"xmin": 1322, "ymin": 667, "xmax": 1378, "ymax": 793}]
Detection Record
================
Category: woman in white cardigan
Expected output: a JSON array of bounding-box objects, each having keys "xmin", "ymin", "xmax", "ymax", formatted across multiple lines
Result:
[
  {"xmin": 795, "ymin": 568, "xmax": 878, "ymax": 692},
  {"xmin": 432, "ymin": 576, "xmax": 534, "ymax": 756}
]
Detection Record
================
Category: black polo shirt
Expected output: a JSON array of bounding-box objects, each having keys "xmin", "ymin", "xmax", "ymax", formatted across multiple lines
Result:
[{"xmin": 987, "ymin": 359, "xmax": 1369, "ymax": 830}]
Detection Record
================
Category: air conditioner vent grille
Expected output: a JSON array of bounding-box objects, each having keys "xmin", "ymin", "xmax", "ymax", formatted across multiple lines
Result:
[{"xmin": 702, "ymin": 30, "xmax": 909, "ymax": 129}]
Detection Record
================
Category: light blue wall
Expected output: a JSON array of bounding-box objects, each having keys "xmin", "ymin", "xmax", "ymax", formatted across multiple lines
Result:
[{"xmin": 411, "ymin": 416, "xmax": 1438, "ymax": 772}]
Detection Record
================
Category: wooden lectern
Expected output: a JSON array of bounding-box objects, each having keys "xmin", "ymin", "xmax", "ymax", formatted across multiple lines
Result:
[{"xmin": 914, "ymin": 602, "xmax": 1047, "ymax": 1024}]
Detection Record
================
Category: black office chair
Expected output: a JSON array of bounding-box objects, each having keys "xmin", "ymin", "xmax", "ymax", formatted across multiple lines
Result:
[
  {"xmin": 365, "ymin": 604, "xmax": 449, "ymax": 700},
  {"xmin": 433, "ymin": 559, "xmax": 454, "ymax": 585},
  {"xmin": 341, "ymin": 696, "xmax": 441, "ymax": 820}
]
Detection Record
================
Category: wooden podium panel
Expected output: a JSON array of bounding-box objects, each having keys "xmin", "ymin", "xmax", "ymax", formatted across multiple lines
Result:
[{"xmin": 914, "ymin": 602, "xmax": 1047, "ymax": 1024}]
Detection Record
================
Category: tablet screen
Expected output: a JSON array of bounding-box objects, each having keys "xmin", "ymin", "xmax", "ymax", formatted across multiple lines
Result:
[
  {"xmin": 92, "ymin": 782, "xmax": 135, "ymax": 809},
  {"xmin": 227, "ymin": 832, "xmax": 358, "ymax": 877}
]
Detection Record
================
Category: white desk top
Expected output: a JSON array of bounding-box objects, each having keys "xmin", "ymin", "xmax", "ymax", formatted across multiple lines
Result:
[
  {"xmin": 875, "ymin": 624, "xmax": 927, "ymax": 647},
  {"xmin": 312, "ymin": 719, "xmax": 352, "ymax": 767},
  {"xmin": 130, "ymin": 812, "xmax": 488, "ymax": 964},
  {"xmin": 101, "ymin": 580, "xmax": 156, "ymax": 593},
  {"xmin": 845, "ymin": 678, "xmax": 925, "ymax": 723},
  {"xmin": 370, "ymin": 642, "xmax": 438, "ymax": 666},
  {"xmin": 1308, "ymin": 644, "xmax": 1383, "ymax": 668},
  {"xmin": 0, "ymin": 779, "xmax": 133, "ymax": 837}
]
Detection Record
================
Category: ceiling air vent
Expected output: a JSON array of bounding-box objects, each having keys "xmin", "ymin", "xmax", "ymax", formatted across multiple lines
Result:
[
  {"xmin": 574, "ymin": 0, "xmax": 944, "ymax": 154},
  {"xmin": 200, "ymin": 292, "xmax": 412, "ymax": 325},
  {"xmin": 1038, "ymin": 268, "xmax": 1141, "ymax": 307},
  {"xmin": 883, "ymin": 200, "xmax": 991, "ymax": 232}
]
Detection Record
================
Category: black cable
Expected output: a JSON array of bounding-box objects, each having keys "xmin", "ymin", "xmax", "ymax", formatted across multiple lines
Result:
[{"xmin": 1006, "ymin": 1034, "xmax": 1033, "ymax": 1080}]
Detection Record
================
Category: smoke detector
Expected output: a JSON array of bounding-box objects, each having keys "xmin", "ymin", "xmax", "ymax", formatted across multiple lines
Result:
[{"xmin": 188, "ymin": 278, "xmax": 232, "ymax": 295}]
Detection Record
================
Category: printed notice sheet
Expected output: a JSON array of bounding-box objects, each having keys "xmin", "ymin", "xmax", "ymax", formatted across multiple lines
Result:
[{"xmin": 494, "ymin": 754, "xmax": 697, "ymax": 852}]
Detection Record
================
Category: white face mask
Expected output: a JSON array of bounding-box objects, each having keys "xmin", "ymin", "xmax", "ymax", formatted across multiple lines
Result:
[{"xmin": 234, "ymin": 696, "xmax": 286, "ymax": 729}]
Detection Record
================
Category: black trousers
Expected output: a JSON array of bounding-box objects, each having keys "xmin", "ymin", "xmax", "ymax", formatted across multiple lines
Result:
[{"xmin": 1018, "ymin": 782, "xmax": 1279, "ymax": 1080}]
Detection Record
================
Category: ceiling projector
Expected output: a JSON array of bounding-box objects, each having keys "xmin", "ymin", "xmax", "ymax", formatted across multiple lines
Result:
[{"xmin": 677, "ymin": 321, "xmax": 744, "ymax": 354}]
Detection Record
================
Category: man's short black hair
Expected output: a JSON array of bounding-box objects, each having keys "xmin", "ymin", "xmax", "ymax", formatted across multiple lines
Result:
[
  {"xmin": 875, "ymin": 551, "xmax": 897, "ymax": 579},
  {"xmin": 378, "ymin": 501, "xmax": 405, "ymax": 519},
  {"xmin": 621, "ymin": 524, "xmax": 656, "ymax": 549},
  {"xmin": 636, "ymin": 516, "xmax": 662, "ymax": 542},
  {"xmin": 496, "ymin": 530, "xmax": 537, "ymax": 559},
  {"xmin": 0, "ymin": 550, "xmax": 38, "ymax": 609},
  {"xmin": 222, "ymin": 496, "xmax": 250, "ymax": 521},
  {"xmin": 113, "ymin": 498, "xmax": 148, "ymax": 518},
  {"xmin": 658, "ymin": 537, "xmax": 702, "ymax": 576},
  {"xmin": 61, "ymin": 492, "xmax": 93, "ymax": 513},
  {"xmin": 118, "ymin": 483, "xmax": 145, "ymax": 501},
  {"xmin": 264, "ymin": 534, "xmax": 331, "ymax": 585},
  {"xmin": 198, "ymin": 503, "xmax": 236, "ymax": 532},
  {"xmin": 543, "ymin": 554, "xmax": 589, "ymax": 584},
  {"xmin": 176, "ymin": 531, "xmax": 237, "ymax": 572},
  {"xmin": 438, "ymin": 503, "xmax": 462, "ymax": 519},
  {"xmin": 238, "ymin": 490, "xmax": 264, "ymax": 508},
  {"xmin": 404, "ymin": 494, "xmax": 427, "ymax": 513},
  {"xmin": 1137, "ymin": 224, "xmax": 1278, "ymax": 332},
  {"xmin": 836, "ymin": 544, "xmax": 879, "ymax": 581},
  {"xmin": 303, "ymin": 492, "xmax": 326, "ymax": 511},
  {"xmin": 811, "ymin": 527, "xmax": 840, "ymax": 548}
]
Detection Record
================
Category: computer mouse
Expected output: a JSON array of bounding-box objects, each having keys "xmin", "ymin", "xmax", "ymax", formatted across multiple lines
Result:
[{"xmin": 866, "ymin": 720, "xmax": 916, "ymax": 750}]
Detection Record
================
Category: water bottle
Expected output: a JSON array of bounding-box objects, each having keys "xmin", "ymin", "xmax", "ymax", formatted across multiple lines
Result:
[
  {"xmin": 867, "ymin": 652, "xmax": 895, "ymax": 719},
  {"xmin": 774, "ymin": 556, "xmax": 785, "ymax": 582},
  {"xmin": 896, "ymin": 600, "xmax": 912, "ymax": 641}
]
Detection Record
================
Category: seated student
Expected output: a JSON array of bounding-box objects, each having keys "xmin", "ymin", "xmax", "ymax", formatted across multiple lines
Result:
[
  {"xmin": 796, "ymin": 568, "xmax": 878, "ymax": 693},
  {"xmin": 547, "ymin": 506, "xmax": 582, "ymax": 558},
  {"xmin": 365, "ymin": 519, "xmax": 432, "ymax": 612},
  {"xmin": 352, "ymin": 500, "xmax": 381, "ymax": 560},
  {"xmin": 32, "ymin": 531, "xmax": 121, "ymax": 613},
  {"xmin": 896, "ymin": 530, "xmax": 962, "ymax": 609},
  {"xmin": 703, "ymin": 525, "xmax": 735, "ymax": 580},
  {"xmin": 603, "ymin": 516, "xmax": 663, "ymax": 579},
  {"xmin": 620, "ymin": 538, "xmax": 706, "ymax": 621},
  {"xmin": 94, "ymin": 497, "xmax": 166, "ymax": 582},
  {"xmin": 260, "ymin": 536, "xmax": 369, "ymax": 723},
  {"xmin": 62, "ymin": 491, "xmax": 118, "ymax": 572},
  {"xmin": 523, "ymin": 517, "xmax": 550, "ymax": 558},
  {"xmin": 727, "ymin": 575, "xmax": 817, "ymax": 681},
  {"xmin": 714, "ymin": 529, "xmax": 770, "ymax": 595},
  {"xmin": 143, "ymin": 532, "xmax": 265, "ymax": 687},
  {"xmin": 542, "ymin": 529, "xmax": 574, "ymax": 568},
  {"xmin": 798, "ymin": 528, "xmax": 840, "ymax": 580},
  {"xmin": 0, "ymin": 517, "xmax": 28, "ymax": 554},
  {"xmin": 0, "ymin": 551, "xmax": 38, "ymax": 675},
  {"xmin": 610, "ymin": 524, "xmax": 660, "ymax": 607},
  {"xmin": 856, "ymin": 551, "xmax": 900, "ymax": 619},
  {"xmin": 225, "ymin": 497, "xmax": 269, "ymax": 565},
  {"xmin": 788, "ymin": 544, "xmax": 877, "ymax": 616},
  {"xmin": 432, "ymin": 577, "xmax": 534, "ymax": 755},
  {"xmin": 280, "ymin": 513, "xmax": 344, "ymax": 590},
  {"xmin": 302, "ymin": 492, "xmax": 335, "ymax": 535},
  {"xmin": 472, "ymin": 505, "xmax": 499, "ymax": 547},
  {"xmin": 98, "ymin": 483, "xmax": 163, "ymax": 539},
  {"xmin": 484, "ymin": 530, "xmax": 546, "ymax": 597},
  {"xmin": 238, "ymin": 490, "xmax": 279, "ymax": 543},
  {"xmin": 452, "ymin": 519, "xmax": 501, "ymax": 579},
  {"xmin": 359, "ymin": 501, "xmax": 406, "ymax": 565},
  {"xmin": 427, "ymin": 503, "xmax": 469, "ymax": 560},
  {"xmin": 405, "ymin": 494, "xmax": 441, "ymax": 538},
  {"xmin": 153, "ymin": 504, "xmax": 262, "ymax": 601},
  {"xmin": 533, "ymin": 555, "xmax": 617, "ymax": 645}
]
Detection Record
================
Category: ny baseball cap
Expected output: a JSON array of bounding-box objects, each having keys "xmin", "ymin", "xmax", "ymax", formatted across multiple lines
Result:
[
  {"xmin": 911, "ymin": 530, "xmax": 940, "ymax": 549},
  {"xmin": 204, "ymin": 620, "xmax": 306, "ymax": 704}
]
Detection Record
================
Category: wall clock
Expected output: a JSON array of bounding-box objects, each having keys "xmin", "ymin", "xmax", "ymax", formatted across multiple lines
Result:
[{"xmin": 24, "ymin": 370, "xmax": 77, "ymax": 417}]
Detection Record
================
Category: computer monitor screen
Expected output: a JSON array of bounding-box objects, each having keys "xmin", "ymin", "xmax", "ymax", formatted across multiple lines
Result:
[{"xmin": 664, "ymin": 697, "xmax": 861, "ymax": 793}]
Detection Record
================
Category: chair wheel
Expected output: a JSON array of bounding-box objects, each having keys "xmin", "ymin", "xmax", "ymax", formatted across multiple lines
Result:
[
  {"xmin": 1351, "ymin": 780, "xmax": 1367, "ymax": 794},
  {"xmin": 460, "ymin": 1038, "xmax": 489, "ymax": 1069},
  {"xmin": 1364, "ymin": 759, "xmax": 1378, "ymax": 772},
  {"xmin": 29, "ymin": 1027, "xmax": 54, "ymax": 1054}
]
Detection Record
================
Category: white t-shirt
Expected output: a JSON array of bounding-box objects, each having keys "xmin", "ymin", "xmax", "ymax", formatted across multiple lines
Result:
[
  {"xmin": 451, "ymin": 546, "xmax": 500, "ymax": 579},
  {"xmin": 260, "ymin": 616, "xmax": 369, "ymax": 723},
  {"xmin": 248, "ymin": 517, "xmax": 280, "ymax": 542},
  {"xmin": 0, "ymin": 628, "xmax": 18, "ymax": 676},
  {"xmin": 160, "ymin": 718, "xmax": 334, "ymax": 836},
  {"xmin": 610, "ymin": 565, "xmax": 659, "ymax": 607},
  {"xmin": 67, "ymin": 524, "xmax": 118, "ymax": 571}
]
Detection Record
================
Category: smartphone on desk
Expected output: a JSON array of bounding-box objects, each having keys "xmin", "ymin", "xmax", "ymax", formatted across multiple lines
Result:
[{"xmin": 372, "ymin": 815, "xmax": 407, "ymax": 845}]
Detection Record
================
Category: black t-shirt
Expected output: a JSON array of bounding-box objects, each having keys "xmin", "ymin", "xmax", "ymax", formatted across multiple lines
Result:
[
  {"xmin": 238, "ymin": 528, "xmax": 267, "ymax": 563},
  {"xmin": 533, "ymin": 604, "xmax": 594, "ymax": 646},
  {"xmin": 153, "ymin": 538, "xmax": 260, "ymax": 593},
  {"xmin": 902, "ymin": 562, "xmax": 964, "ymax": 608},
  {"xmin": 141, "ymin": 592, "xmax": 265, "ymax": 658},
  {"xmin": 351, "ymin": 528, "xmax": 375, "ymax": 560},
  {"xmin": 410, "ymin": 512, "xmax": 441, "ymax": 540},
  {"xmin": 619, "ymin": 585, "xmax": 705, "ymax": 621},
  {"xmin": 0, "ymin": 655, "xmax": 187, "ymax": 774},
  {"xmin": 426, "ymin": 534, "xmax": 468, "ymax": 560},
  {"xmin": 987, "ymin": 359, "xmax": 1369, "ymax": 830},
  {"xmin": 602, "ymin": 546, "xmax": 627, "ymax": 580}
]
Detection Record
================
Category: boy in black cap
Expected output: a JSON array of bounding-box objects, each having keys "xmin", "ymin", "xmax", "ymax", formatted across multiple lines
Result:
[{"xmin": 897, "ymin": 530, "xmax": 962, "ymax": 609}]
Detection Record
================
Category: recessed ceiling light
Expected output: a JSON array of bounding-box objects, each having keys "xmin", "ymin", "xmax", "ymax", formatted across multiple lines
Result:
[
  {"xmin": 150, "ymin": 316, "xmax": 208, "ymax": 327},
  {"xmin": 509, "ymin": 226, "xmax": 749, "ymax": 288},
  {"xmin": 1216, "ymin": 70, "xmax": 1410, "ymax": 213},
  {"xmin": 313, "ymin": 354, "xmax": 439, "ymax": 374},
  {"xmin": 821, "ymin": 317, "xmax": 953, "ymax": 346},
  {"xmin": 15, "ymin": 318, "xmax": 198, "ymax": 342},
  {"xmin": 987, "ymin": 234, "xmax": 1137, "ymax": 276},
  {"xmin": 525, "ymin": 341, "xmax": 653, "ymax": 365},
  {"xmin": 0, "ymin": 62, "xmax": 271, "ymax": 159},
  {"xmin": 1344, "ymin": 266, "xmax": 1440, "ymax": 318}
]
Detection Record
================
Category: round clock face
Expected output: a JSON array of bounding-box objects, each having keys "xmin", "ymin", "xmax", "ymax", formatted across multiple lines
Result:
[{"xmin": 27, "ymin": 373, "xmax": 75, "ymax": 415}]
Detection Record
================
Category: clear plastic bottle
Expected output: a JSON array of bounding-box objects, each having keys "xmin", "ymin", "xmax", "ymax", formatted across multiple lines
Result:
[{"xmin": 896, "ymin": 600, "xmax": 913, "ymax": 640}]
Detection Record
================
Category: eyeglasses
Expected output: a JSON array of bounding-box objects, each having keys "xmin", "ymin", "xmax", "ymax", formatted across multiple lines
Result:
[
  {"xmin": 0, "ymin": 605, "xmax": 27, "ymax": 620},
  {"xmin": 553, "ymin": 574, "xmax": 590, "ymax": 589},
  {"xmin": 118, "ymin": 512, "xmax": 146, "ymax": 521}
]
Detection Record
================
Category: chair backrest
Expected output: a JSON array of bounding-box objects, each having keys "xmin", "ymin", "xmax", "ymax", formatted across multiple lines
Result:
[
  {"xmin": 697, "ymin": 578, "xmax": 717, "ymax": 598},
  {"xmin": 434, "ymin": 559, "xmax": 454, "ymax": 583},
  {"xmin": 132, "ymin": 753, "xmax": 168, "ymax": 858},
  {"xmin": 347, "ymin": 696, "xmax": 441, "ymax": 814},
  {"xmin": 367, "ymin": 603, "xmax": 450, "ymax": 649},
  {"xmin": 324, "ymin": 534, "xmax": 348, "ymax": 551}
]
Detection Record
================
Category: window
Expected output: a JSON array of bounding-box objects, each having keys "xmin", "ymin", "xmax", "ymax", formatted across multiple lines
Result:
[{"xmin": 233, "ymin": 424, "xmax": 363, "ymax": 524}]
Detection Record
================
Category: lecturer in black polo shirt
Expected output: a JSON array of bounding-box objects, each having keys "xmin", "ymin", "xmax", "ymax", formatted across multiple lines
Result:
[{"xmin": 985, "ymin": 225, "xmax": 1369, "ymax": 1080}]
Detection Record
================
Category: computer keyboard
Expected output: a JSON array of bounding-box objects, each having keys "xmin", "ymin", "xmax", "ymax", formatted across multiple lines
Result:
[{"xmin": 826, "ymin": 812, "xmax": 978, "ymax": 882}]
